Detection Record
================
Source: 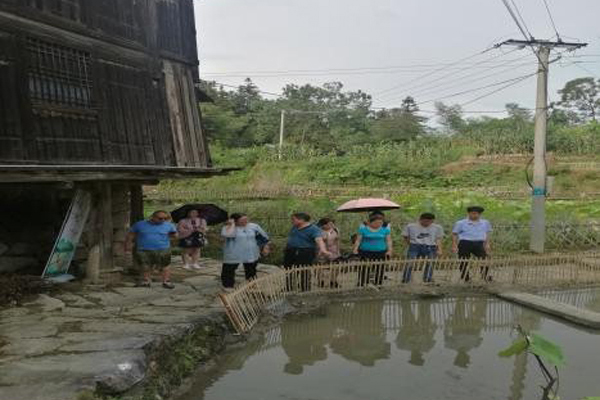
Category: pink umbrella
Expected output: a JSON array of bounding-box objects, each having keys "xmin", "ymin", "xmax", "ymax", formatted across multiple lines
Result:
[{"xmin": 336, "ymin": 198, "xmax": 401, "ymax": 213}]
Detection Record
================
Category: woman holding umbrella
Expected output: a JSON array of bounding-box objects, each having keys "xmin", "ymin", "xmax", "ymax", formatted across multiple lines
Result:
[
  {"xmin": 353, "ymin": 212, "xmax": 393, "ymax": 286},
  {"xmin": 338, "ymin": 199, "xmax": 399, "ymax": 287},
  {"xmin": 171, "ymin": 203, "xmax": 228, "ymax": 270},
  {"xmin": 176, "ymin": 209, "xmax": 207, "ymax": 270}
]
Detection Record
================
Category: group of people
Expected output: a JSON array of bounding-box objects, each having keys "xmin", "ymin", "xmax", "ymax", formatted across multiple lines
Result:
[{"xmin": 125, "ymin": 206, "xmax": 492, "ymax": 290}]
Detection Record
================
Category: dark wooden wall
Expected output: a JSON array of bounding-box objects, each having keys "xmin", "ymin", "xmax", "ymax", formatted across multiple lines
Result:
[{"xmin": 0, "ymin": 0, "xmax": 209, "ymax": 167}]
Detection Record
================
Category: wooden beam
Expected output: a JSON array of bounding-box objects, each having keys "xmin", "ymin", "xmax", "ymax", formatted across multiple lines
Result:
[
  {"xmin": 0, "ymin": 165, "xmax": 236, "ymax": 183},
  {"xmin": 98, "ymin": 182, "xmax": 113, "ymax": 272},
  {"xmin": 130, "ymin": 184, "xmax": 144, "ymax": 224}
]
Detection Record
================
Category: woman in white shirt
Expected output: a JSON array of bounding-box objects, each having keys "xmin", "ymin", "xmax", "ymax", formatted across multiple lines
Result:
[{"xmin": 221, "ymin": 213, "xmax": 269, "ymax": 289}]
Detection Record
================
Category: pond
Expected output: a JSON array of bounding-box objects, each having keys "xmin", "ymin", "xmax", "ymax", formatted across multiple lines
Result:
[{"xmin": 178, "ymin": 296, "xmax": 600, "ymax": 400}]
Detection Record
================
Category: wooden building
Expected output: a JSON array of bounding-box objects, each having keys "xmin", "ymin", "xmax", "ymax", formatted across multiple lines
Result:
[{"xmin": 0, "ymin": 0, "xmax": 219, "ymax": 280}]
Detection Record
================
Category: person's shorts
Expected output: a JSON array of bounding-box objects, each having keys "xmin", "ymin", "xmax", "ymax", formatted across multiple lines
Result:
[{"xmin": 134, "ymin": 250, "xmax": 172, "ymax": 271}]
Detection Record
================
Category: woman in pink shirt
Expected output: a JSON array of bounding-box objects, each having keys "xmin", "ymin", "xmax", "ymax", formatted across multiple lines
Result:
[
  {"xmin": 317, "ymin": 218, "xmax": 341, "ymax": 261},
  {"xmin": 177, "ymin": 209, "xmax": 207, "ymax": 270}
]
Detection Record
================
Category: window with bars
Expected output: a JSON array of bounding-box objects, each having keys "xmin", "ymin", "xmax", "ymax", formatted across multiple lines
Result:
[{"xmin": 27, "ymin": 38, "xmax": 93, "ymax": 109}]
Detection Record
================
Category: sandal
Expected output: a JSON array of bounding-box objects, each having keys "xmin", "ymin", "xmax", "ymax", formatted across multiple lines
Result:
[
  {"xmin": 162, "ymin": 281, "xmax": 175, "ymax": 289},
  {"xmin": 135, "ymin": 280, "xmax": 151, "ymax": 288}
]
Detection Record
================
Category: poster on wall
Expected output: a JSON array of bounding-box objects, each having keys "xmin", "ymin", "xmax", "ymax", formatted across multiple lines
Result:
[{"xmin": 42, "ymin": 189, "xmax": 92, "ymax": 281}]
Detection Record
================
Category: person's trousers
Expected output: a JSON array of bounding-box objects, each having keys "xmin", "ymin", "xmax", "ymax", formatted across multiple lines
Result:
[
  {"xmin": 403, "ymin": 244, "xmax": 438, "ymax": 283},
  {"xmin": 284, "ymin": 248, "xmax": 316, "ymax": 292},
  {"xmin": 358, "ymin": 250, "xmax": 387, "ymax": 286},
  {"xmin": 458, "ymin": 240, "xmax": 488, "ymax": 281},
  {"xmin": 221, "ymin": 262, "xmax": 258, "ymax": 288}
]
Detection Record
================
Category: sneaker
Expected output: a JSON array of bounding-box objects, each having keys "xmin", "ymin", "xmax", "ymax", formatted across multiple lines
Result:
[
  {"xmin": 182, "ymin": 264, "xmax": 193, "ymax": 271},
  {"xmin": 135, "ymin": 280, "xmax": 151, "ymax": 288},
  {"xmin": 162, "ymin": 281, "xmax": 175, "ymax": 289},
  {"xmin": 192, "ymin": 264, "xmax": 202, "ymax": 270}
]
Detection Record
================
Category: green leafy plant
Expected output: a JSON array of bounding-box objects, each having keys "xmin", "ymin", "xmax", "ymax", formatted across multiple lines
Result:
[{"xmin": 499, "ymin": 326, "xmax": 564, "ymax": 400}]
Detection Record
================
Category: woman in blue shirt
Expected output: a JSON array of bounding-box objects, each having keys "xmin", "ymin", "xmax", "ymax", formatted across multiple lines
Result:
[{"xmin": 352, "ymin": 213, "xmax": 393, "ymax": 286}]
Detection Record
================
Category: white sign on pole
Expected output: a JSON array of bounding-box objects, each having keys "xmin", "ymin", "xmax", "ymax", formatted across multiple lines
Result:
[{"xmin": 42, "ymin": 189, "xmax": 92, "ymax": 280}]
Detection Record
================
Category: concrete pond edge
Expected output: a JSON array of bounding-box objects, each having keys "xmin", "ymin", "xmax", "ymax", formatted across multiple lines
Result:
[{"xmin": 496, "ymin": 291, "xmax": 600, "ymax": 329}]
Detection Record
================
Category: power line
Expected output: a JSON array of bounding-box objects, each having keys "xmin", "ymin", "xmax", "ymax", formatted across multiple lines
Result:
[
  {"xmin": 415, "ymin": 72, "xmax": 539, "ymax": 106},
  {"xmin": 541, "ymin": 0, "xmax": 561, "ymax": 40},
  {"xmin": 509, "ymin": 0, "xmax": 534, "ymax": 39},
  {"xmin": 202, "ymin": 58, "xmax": 534, "ymax": 77},
  {"xmin": 500, "ymin": 0, "xmax": 532, "ymax": 41},
  {"xmin": 375, "ymin": 47, "xmax": 520, "ymax": 101},
  {"xmin": 459, "ymin": 73, "xmax": 537, "ymax": 107},
  {"xmin": 561, "ymin": 60, "xmax": 600, "ymax": 79},
  {"xmin": 373, "ymin": 46, "xmax": 502, "ymax": 98},
  {"xmin": 380, "ymin": 53, "xmax": 533, "ymax": 105}
]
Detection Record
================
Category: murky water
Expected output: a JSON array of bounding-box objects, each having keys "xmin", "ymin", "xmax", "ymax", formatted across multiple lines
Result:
[
  {"xmin": 536, "ymin": 286, "xmax": 600, "ymax": 313},
  {"xmin": 179, "ymin": 296, "xmax": 600, "ymax": 400}
]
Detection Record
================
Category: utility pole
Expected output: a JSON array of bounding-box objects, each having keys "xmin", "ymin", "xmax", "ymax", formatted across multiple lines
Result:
[
  {"xmin": 498, "ymin": 39, "xmax": 587, "ymax": 253},
  {"xmin": 530, "ymin": 46, "xmax": 550, "ymax": 254},
  {"xmin": 278, "ymin": 109, "xmax": 286, "ymax": 160}
]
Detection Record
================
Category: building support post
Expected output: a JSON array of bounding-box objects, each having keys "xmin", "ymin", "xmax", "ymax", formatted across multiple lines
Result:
[
  {"xmin": 130, "ymin": 184, "xmax": 144, "ymax": 224},
  {"xmin": 530, "ymin": 47, "xmax": 550, "ymax": 253},
  {"xmin": 98, "ymin": 182, "xmax": 114, "ymax": 272}
]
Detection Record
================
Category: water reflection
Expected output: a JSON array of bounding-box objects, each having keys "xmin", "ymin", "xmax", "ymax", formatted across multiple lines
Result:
[
  {"xmin": 443, "ymin": 297, "xmax": 487, "ymax": 368},
  {"xmin": 179, "ymin": 296, "xmax": 600, "ymax": 400},
  {"xmin": 395, "ymin": 299, "xmax": 437, "ymax": 366},
  {"xmin": 330, "ymin": 301, "xmax": 391, "ymax": 367}
]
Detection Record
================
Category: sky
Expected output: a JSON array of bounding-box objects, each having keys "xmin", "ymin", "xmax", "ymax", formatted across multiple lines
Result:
[{"xmin": 194, "ymin": 0, "xmax": 600, "ymax": 116}]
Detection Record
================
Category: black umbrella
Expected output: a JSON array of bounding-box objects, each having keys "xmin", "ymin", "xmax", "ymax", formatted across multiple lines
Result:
[{"xmin": 171, "ymin": 204, "xmax": 228, "ymax": 226}]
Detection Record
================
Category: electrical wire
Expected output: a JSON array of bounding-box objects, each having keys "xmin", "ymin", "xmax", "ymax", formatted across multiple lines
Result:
[
  {"xmin": 375, "ymin": 47, "xmax": 520, "ymax": 101},
  {"xmin": 541, "ymin": 0, "xmax": 561, "ymax": 40},
  {"xmin": 510, "ymin": 0, "xmax": 534, "ymax": 39},
  {"xmin": 381, "ymin": 54, "xmax": 534, "ymax": 105},
  {"xmin": 413, "ymin": 72, "xmax": 538, "ymax": 107},
  {"xmin": 500, "ymin": 0, "xmax": 532, "ymax": 41},
  {"xmin": 372, "ymin": 45, "xmax": 503, "ymax": 98},
  {"xmin": 202, "ymin": 58, "xmax": 533, "ymax": 77},
  {"xmin": 458, "ymin": 56, "xmax": 563, "ymax": 109},
  {"xmin": 459, "ymin": 72, "xmax": 536, "ymax": 108},
  {"xmin": 561, "ymin": 60, "xmax": 600, "ymax": 79}
]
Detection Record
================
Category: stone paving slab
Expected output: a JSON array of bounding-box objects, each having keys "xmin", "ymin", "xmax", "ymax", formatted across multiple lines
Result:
[
  {"xmin": 0, "ymin": 259, "xmax": 281, "ymax": 400},
  {"xmin": 498, "ymin": 291, "xmax": 600, "ymax": 329}
]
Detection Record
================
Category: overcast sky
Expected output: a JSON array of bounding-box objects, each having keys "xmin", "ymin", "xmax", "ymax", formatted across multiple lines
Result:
[{"xmin": 195, "ymin": 0, "xmax": 600, "ymax": 116}]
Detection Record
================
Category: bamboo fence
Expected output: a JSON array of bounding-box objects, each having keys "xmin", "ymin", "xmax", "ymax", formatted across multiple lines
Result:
[{"xmin": 219, "ymin": 252, "xmax": 600, "ymax": 334}]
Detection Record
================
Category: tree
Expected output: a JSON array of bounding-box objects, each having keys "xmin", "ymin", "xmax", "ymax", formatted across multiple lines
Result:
[
  {"xmin": 370, "ymin": 96, "xmax": 426, "ymax": 142},
  {"xmin": 434, "ymin": 102, "xmax": 465, "ymax": 133},
  {"xmin": 558, "ymin": 77, "xmax": 600, "ymax": 123},
  {"xmin": 505, "ymin": 103, "xmax": 532, "ymax": 121},
  {"xmin": 401, "ymin": 96, "xmax": 419, "ymax": 113}
]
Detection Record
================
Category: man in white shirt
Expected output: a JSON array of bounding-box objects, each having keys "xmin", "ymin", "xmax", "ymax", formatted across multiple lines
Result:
[
  {"xmin": 402, "ymin": 213, "xmax": 444, "ymax": 283},
  {"xmin": 452, "ymin": 206, "xmax": 493, "ymax": 282}
]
